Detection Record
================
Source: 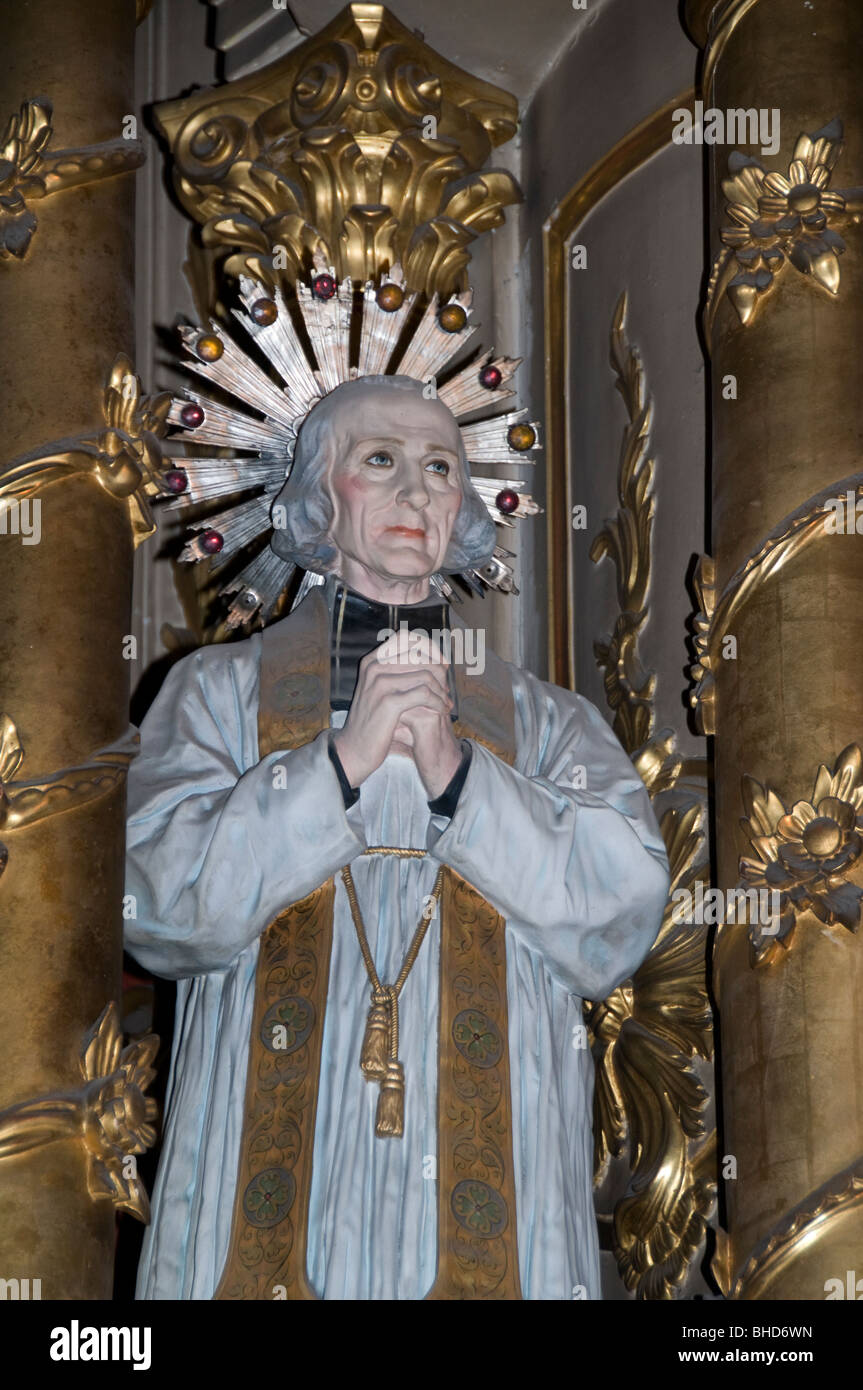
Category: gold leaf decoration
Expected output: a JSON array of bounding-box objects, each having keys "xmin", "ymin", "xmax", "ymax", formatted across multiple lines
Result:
[
  {"xmin": 704, "ymin": 119, "xmax": 863, "ymax": 341},
  {"xmin": 719, "ymin": 1154, "xmax": 863, "ymax": 1300},
  {"xmin": 738, "ymin": 744, "xmax": 863, "ymax": 966},
  {"xmin": 0, "ymin": 98, "xmax": 145, "ymax": 260},
  {"xmin": 153, "ymin": 3, "xmax": 522, "ymax": 302},
  {"xmin": 589, "ymin": 804, "xmax": 714, "ymax": 1297},
  {"xmin": 688, "ymin": 475, "xmax": 863, "ymax": 734},
  {"xmin": 0, "ymin": 354, "xmax": 171, "ymax": 546},
  {"xmin": 588, "ymin": 292, "xmax": 715, "ymax": 1298},
  {"xmin": 591, "ymin": 292, "xmax": 656, "ymax": 752},
  {"xmin": 0, "ymin": 1003, "xmax": 158, "ymax": 1221},
  {"xmin": 0, "ymin": 717, "xmax": 139, "ymax": 840}
]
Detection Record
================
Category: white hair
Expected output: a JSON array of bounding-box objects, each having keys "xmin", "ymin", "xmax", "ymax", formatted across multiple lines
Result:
[{"xmin": 269, "ymin": 375, "xmax": 496, "ymax": 574}]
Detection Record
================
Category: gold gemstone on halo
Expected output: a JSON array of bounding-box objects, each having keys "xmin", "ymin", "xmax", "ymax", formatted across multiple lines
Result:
[
  {"xmin": 438, "ymin": 302, "xmax": 467, "ymax": 333},
  {"xmin": 507, "ymin": 422, "xmax": 536, "ymax": 451},
  {"xmin": 251, "ymin": 298, "xmax": 278, "ymax": 326},
  {"xmin": 377, "ymin": 282, "xmax": 404, "ymax": 312},
  {"xmin": 197, "ymin": 333, "xmax": 224, "ymax": 361}
]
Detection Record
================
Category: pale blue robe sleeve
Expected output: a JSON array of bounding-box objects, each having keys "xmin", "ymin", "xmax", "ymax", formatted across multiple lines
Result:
[
  {"xmin": 427, "ymin": 666, "xmax": 669, "ymax": 1000},
  {"xmin": 125, "ymin": 639, "xmax": 366, "ymax": 980}
]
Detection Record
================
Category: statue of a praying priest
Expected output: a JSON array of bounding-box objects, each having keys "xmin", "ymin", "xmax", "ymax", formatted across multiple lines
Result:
[{"xmin": 125, "ymin": 369, "xmax": 670, "ymax": 1301}]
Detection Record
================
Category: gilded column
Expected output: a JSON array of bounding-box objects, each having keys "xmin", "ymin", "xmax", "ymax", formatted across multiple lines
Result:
[
  {"xmin": 686, "ymin": 0, "xmax": 863, "ymax": 1298},
  {"xmin": 0, "ymin": 0, "xmax": 159, "ymax": 1299}
]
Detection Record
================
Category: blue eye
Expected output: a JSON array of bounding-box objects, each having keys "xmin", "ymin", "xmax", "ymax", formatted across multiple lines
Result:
[
  {"xmin": 365, "ymin": 451, "xmax": 393, "ymax": 467},
  {"xmin": 426, "ymin": 459, "xmax": 450, "ymax": 476}
]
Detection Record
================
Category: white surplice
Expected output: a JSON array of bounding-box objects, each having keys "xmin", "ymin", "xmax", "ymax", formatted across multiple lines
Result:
[{"xmin": 124, "ymin": 609, "xmax": 669, "ymax": 1300}]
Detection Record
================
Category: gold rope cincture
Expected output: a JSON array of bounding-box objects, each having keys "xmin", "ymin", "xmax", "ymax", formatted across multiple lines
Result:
[{"xmin": 342, "ymin": 849, "xmax": 444, "ymax": 1138}]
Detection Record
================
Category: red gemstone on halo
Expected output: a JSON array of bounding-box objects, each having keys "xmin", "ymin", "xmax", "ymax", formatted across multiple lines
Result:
[
  {"xmin": 180, "ymin": 402, "xmax": 204, "ymax": 428},
  {"xmin": 201, "ymin": 529, "xmax": 224, "ymax": 554},
  {"xmin": 165, "ymin": 468, "xmax": 188, "ymax": 494},
  {"xmin": 312, "ymin": 273, "xmax": 337, "ymax": 301},
  {"xmin": 495, "ymin": 488, "xmax": 519, "ymax": 515},
  {"xmin": 479, "ymin": 364, "xmax": 502, "ymax": 390}
]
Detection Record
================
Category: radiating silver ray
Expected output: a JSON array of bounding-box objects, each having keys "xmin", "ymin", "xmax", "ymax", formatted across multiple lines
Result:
[
  {"xmin": 358, "ymin": 266, "xmax": 417, "ymax": 377},
  {"xmin": 459, "ymin": 568, "xmax": 485, "ymax": 596},
  {"xmin": 180, "ymin": 326, "xmax": 298, "ymax": 432},
  {"xmin": 221, "ymin": 545, "xmax": 296, "ymax": 627},
  {"xmin": 180, "ymin": 495, "xmax": 273, "ymax": 567},
  {"xmin": 459, "ymin": 408, "xmax": 541, "ymax": 462},
  {"xmin": 476, "ymin": 553, "xmax": 518, "ymax": 594},
  {"xmin": 397, "ymin": 290, "xmax": 476, "ymax": 381},
  {"xmin": 471, "ymin": 478, "xmax": 527, "ymax": 495},
  {"xmin": 471, "ymin": 478, "xmax": 541, "ymax": 521},
  {"xmin": 296, "ymin": 274, "xmax": 352, "ymax": 393},
  {"xmin": 235, "ymin": 276, "xmax": 322, "ymax": 418},
  {"xmin": 429, "ymin": 572, "xmax": 459, "ymax": 602},
  {"xmin": 167, "ymin": 394, "xmax": 295, "ymax": 454},
  {"xmin": 438, "ymin": 354, "xmax": 520, "ymax": 418},
  {"xmin": 160, "ymin": 461, "xmax": 283, "ymax": 509}
]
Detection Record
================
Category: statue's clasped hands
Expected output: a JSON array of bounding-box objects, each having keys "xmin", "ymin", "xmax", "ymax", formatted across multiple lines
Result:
[{"xmin": 332, "ymin": 629, "xmax": 463, "ymax": 799}]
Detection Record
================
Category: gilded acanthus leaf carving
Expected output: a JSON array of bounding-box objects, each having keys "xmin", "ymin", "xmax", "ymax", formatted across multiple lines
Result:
[
  {"xmin": 0, "ymin": 98, "xmax": 145, "ymax": 260},
  {"xmin": 589, "ymin": 293, "xmax": 715, "ymax": 1298},
  {"xmin": 153, "ymin": 2, "xmax": 522, "ymax": 301},
  {"xmin": 738, "ymin": 744, "xmax": 863, "ymax": 967},
  {"xmin": 591, "ymin": 292, "xmax": 656, "ymax": 753},
  {"xmin": 590, "ymin": 804, "xmax": 714, "ymax": 1298},
  {"xmin": 705, "ymin": 119, "xmax": 863, "ymax": 338},
  {"xmin": 0, "ymin": 1003, "xmax": 158, "ymax": 1221},
  {"xmin": 0, "ymin": 355, "xmax": 172, "ymax": 545}
]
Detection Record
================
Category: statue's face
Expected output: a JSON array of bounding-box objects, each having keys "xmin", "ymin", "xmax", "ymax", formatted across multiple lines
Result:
[{"xmin": 324, "ymin": 385, "xmax": 464, "ymax": 584}]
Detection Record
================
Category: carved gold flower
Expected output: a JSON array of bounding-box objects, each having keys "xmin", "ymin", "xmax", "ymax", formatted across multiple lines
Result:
[
  {"xmin": 776, "ymin": 795, "xmax": 861, "ymax": 881},
  {"xmin": 739, "ymin": 744, "xmax": 863, "ymax": 965},
  {"xmin": 81, "ymin": 1003, "xmax": 159, "ymax": 1220},
  {"xmin": 718, "ymin": 121, "xmax": 851, "ymax": 325},
  {"xmin": 0, "ymin": 1001, "xmax": 158, "ymax": 1222},
  {"xmin": 757, "ymin": 124, "xmax": 847, "ymax": 290}
]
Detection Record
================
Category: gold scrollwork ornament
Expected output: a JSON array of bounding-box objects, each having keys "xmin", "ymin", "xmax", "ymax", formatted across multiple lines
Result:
[{"xmin": 153, "ymin": 2, "xmax": 522, "ymax": 301}]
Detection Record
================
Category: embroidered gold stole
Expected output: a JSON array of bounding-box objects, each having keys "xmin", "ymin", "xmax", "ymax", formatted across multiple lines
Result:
[{"xmin": 215, "ymin": 589, "xmax": 523, "ymax": 1300}]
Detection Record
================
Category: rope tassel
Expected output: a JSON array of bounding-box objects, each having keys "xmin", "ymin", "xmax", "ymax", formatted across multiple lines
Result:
[
  {"xmin": 360, "ymin": 996, "xmax": 390, "ymax": 1080},
  {"xmin": 375, "ymin": 1061, "xmax": 405, "ymax": 1138},
  {"xmin": 341, "ymin": 859, "xmax": 444, "ymax": 1144}
]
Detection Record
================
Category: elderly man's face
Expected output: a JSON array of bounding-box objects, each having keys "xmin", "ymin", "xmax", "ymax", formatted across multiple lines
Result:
[{"xmin": 325, "ymin": 386, "xmax": 464, "ymax": 591}]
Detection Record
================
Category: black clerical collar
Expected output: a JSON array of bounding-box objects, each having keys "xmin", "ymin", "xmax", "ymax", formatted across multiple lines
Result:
[{"xmin": 328, "ymin": 580, "xmax": 452, "ymax": 711}]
